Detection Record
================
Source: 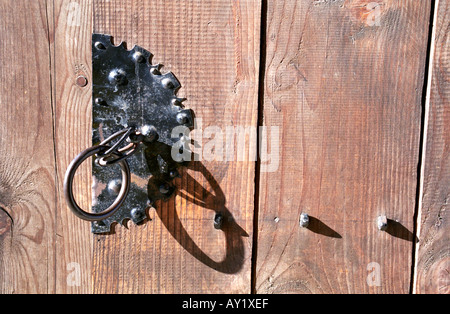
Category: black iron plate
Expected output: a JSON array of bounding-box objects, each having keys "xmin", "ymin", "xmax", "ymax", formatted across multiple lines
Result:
[{"xmin": 91, "ymin": 33, "xmax": 193, "ymax": 233}]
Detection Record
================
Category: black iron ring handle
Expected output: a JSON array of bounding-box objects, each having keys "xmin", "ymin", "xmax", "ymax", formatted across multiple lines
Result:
[{"xmin": 63, "ymin": 145, "xmax": 131, "ymax": 221}]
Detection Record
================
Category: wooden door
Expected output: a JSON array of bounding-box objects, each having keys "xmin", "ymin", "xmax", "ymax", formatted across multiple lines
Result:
[{"xmin": 0, "ymin": 0, "xmax": 447, "ymax": 294}]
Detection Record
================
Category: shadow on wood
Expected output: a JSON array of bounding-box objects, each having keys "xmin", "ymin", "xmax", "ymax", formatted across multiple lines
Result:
[
  {"xmin": 306, "ymin": 216, "xmax": 342, "ymax": 239},
  {"xmin": 385, "ymin": 219, "xmax": 418, "ymax": 243},
  {"xmin": 94, "ymin": 133, "xmax": 249, "ymax": 274},
  {"xmin": 153, "ymin": 161, "xmax": 249, "ymax": 274}
]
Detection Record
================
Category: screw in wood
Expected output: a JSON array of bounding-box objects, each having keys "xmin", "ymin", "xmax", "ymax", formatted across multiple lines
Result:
[
  {"xmin": 299, "ymin": 213, "xmax": 309, "ymax": 228},
  {"xmin": 214, "ymin": 213, "xmax": 223, "ymax": 230},
  {"xmin": 377, "ymin": 215, "xmax": 388, "ymax": 231}
]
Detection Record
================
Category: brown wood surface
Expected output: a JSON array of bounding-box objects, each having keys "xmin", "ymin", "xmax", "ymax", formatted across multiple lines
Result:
[
  {"xmin": 414, "ymin": 0, "xmax": 450, "ymax": 294},
  {"xmin": 52, "ymin": 0, "xmax": 93, "ymax": 293},
  {"xmin": 0, "ymin": 0, "xmax": 57, "ymax": 293},
  {"xmin": 0, "ymin": 0, "xmax": 448, "ymax": 294},
  {"xmin": 255, "ymin": 0, "xmax": 432, "ymax": 294},
  {"xmin": 91, "ymin": 0, "xmax": 260, "ymax": 293}
]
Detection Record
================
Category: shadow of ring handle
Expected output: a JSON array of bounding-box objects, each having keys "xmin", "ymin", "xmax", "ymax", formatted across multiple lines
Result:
[{"xmin": 63, "ymin": 145, "xmax": 131, "ymax": 221}]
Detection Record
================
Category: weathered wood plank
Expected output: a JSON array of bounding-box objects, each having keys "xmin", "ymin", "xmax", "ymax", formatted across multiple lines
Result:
[
  {"xmin": 52, "ymin": 0, "xmax": 93, "ymax": 293},
  {"xmin": 0, "ymin": 0, "xmax": 57, "ymax": 293},
  {"xmin": 414, "ymin": 0, "xmax": 450, "ymax": 294},
  {"xmin": 255, "ymin": 0, "xmax": 431, "ymax": 294},
  {"xmin": 92, "ymin": 0, "xmax": 260, "ymax": 293}
]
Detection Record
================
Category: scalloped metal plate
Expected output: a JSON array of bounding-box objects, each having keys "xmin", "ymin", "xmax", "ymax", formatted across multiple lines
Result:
[{"xmin": 91, "ymin": 33, "xmax": 193, "ymax": 233}]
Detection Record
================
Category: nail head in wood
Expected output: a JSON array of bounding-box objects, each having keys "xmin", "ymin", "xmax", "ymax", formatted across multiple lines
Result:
[
  {"xmin": 299, "ymin": 213, "xmax": 309, "ymax": 228},
  {"xmin": 377, "ymin": 215, "xmax": 388, "ymax": 231}
]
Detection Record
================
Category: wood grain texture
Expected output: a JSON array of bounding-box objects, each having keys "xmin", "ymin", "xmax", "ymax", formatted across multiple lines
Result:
[
  {"xmin": 414, "ymin": 0, "xmax": 450, "ymax": 294},
  {"xmin": 255, "ymin": 0, "xmax": 431, "ymax": 294},
  {"xmin": 91, "ymin": 0, "xmax": 260, "ymax": 293},
  {"xmin": 51, "ymin": 0, "xmax": 93, "ymax": 293},
  {"xmin": 1, "ymin": 0, "xmax": 447, "ymax": 295},
  {"xmin": 0, "ymin": 0, "xmax": 57, "ymax": 293}
]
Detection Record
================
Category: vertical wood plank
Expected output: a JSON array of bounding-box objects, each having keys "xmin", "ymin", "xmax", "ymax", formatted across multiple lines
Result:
[
  {"xmin": 52, "ymin": 0, "xmax": 93, "ymax": 293},
  {"xmin": 92, "ymin": 0, "xmax": 260, "ymax": 293},
  {"xmin": 414, "ymin": 0, "xmax": 450, "ymax": 294},
  {"xmin": 0, "ymin": 0, "xmax": 57, "ymax": 293},
  {"xmin": 255, "ymin": 0, "xmax": 431, "ymax": 294}
]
